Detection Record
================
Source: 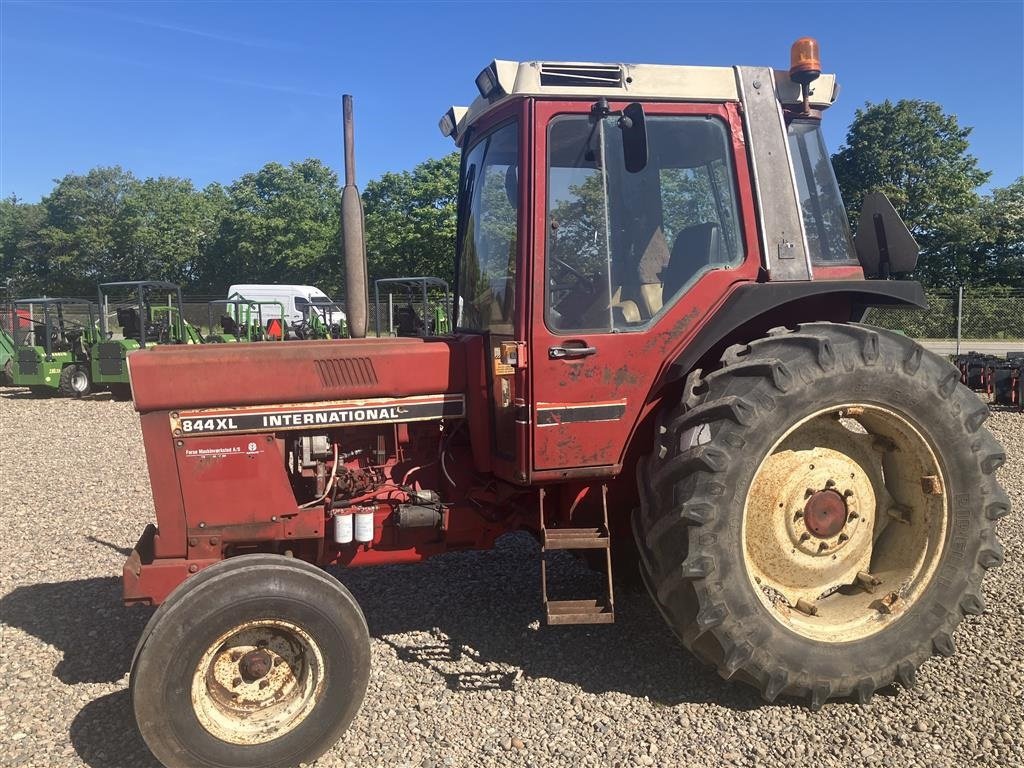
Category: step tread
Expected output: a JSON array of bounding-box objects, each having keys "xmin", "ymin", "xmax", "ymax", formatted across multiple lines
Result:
[
  {"xmin": 543, "ymin": 528, "xmax": 610, "ymax": 550},
  {"xmin": 545, "ymin": 599, "xmax": 615, "ymax": 625}
]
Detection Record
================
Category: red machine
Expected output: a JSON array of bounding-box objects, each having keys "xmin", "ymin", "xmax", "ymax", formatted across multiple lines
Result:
[{"xmin": 123, "ymin": 41, "xmax": 1007, "ymax": 768}]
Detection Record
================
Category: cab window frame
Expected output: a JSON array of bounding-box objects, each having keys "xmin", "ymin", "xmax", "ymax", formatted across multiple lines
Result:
[{"xmin": 543, "ymin": 109, "xmax": 747, "ymax": 336}]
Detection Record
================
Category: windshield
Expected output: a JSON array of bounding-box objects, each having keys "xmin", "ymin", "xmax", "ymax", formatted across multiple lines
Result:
[
  {"xmin": 788, "ymin": 120, "xmax": 856, "ymax": 263},
  {"xmin": 456, "ymin": 121, "xmax": 519, "ymax": 333},
  {"xmin": 546, "ymin": 113, "xmax": 744, "ymax": 333}
]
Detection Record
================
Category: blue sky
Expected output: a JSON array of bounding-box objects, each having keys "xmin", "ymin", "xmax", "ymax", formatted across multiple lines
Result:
[{"xmin": 2, "ymin": 1, "xmax": 1021, "ymax": 202}]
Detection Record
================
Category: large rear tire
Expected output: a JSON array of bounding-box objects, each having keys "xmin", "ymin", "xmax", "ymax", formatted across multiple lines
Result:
[
  {"xmin": 635, "ymin": 323, "xmax": 1008, "ymax": 708},
  {"xmin": 131, "ymin": 555, "xmax": 371, "ymax": 768}
]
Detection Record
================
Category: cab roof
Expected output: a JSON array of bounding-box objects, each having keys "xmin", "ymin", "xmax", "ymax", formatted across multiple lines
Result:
[{"xmin": 441, "ymin": 60, "xmax": 838, "ymax": 145}]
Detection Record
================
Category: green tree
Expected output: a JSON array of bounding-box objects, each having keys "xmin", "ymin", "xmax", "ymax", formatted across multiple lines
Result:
[
  {"xmin": 831, "ymin": 100, "xmax": 991, "ymax": 288},
  {"xmin": 119, "ymin": 176, "xmax": 225, "ymax": 287},
  {"xmin": 0, "ymin": 196, "xmax": 47, "ymax": 295},
  {"xmin": 362, "ymin": 152, "xmax": 459, "ymax": 282},
  {"xmin": 36, "ymin": 166, "xmax": 140, "ymax": 294},
  {"xmin": 204, "ymin": 160, "xmax": 341, "ymax": 294},
  {"xmin": 971, "ymin": 178, "xmax": 1024, "ymax": 287}
]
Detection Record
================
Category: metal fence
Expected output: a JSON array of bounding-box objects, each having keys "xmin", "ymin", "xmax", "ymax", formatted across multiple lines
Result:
[{"xmin": 863, "ymin": 288, "xmax": 1024, "ymax": 351}]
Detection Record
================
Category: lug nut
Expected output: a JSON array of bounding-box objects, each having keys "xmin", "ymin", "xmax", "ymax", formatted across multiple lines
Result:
[
  {"xmin": 825, "ymin": 479, "xmax": 836, "ymax": 488},
  {"xmin": 795, "ymin": 598, "xmax": 819, "ymax": 616},
  {"xmin": 232, "ymin": 677, "xmax": 242, "ymax": 688},
  {"xmin": 818, "ymin": 541, "xmax": 829, "ymax": 552},
  {"xmin": 800, "ymin": 532, "xmax": 811, "ymax": 542},
  {"xmin": 838, "ymin": 533, "xmax": 849, "ymax": 542}
]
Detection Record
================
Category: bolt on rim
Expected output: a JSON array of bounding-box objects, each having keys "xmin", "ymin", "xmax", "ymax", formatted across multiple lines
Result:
[
  {"xmin": 742, "ymin": 404, "xmax": 947, "ymax": 642},
  {"xmin": 190, "ymin": 619, "xmax": 325, "ymax": 745}
]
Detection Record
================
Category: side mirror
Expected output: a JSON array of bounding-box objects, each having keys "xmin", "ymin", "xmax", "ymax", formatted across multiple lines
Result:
[
  {"xmin": 620, "ymin": 103, "xmax": 648, "ymax": 173},
  {"xmin": 854, "ymin": 192, "xmax": 919, "ymax": 277}
]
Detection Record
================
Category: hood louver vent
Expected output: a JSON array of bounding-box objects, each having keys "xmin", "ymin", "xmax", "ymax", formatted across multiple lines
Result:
[{"xmin": 540, "ymin": 63, "xmax": 624, "ymax": 88}]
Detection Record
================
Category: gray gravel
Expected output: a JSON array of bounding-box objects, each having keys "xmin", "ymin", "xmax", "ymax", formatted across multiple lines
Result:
[{"xmin": 0, "ymin": 390, "xmax": 1021, "ymax": 768}]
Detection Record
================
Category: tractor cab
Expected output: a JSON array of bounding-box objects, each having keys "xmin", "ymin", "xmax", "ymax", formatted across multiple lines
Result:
[
  {"xmin": 438, "ymin": 50, "xmax": 920, "ymax": 479},
  {"xmin": 7, "ymin": 297, "xmax": 99, "ymax": 396}
]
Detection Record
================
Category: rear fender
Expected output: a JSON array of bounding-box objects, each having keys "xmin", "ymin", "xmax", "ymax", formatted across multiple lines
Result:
[{"xmin": 664, "ymin": 280, "xmax": 925, "ymax": 381}]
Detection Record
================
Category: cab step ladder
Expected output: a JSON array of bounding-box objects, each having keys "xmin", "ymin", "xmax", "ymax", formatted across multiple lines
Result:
[{"xmin": 540, "ymin": 485, "xmax": 615, "ymax": 625}]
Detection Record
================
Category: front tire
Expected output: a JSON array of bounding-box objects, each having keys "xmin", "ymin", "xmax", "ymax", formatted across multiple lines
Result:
[
  {"xmin": 635, "ymin": 323, "xmax": 1008, "ymax": 708},
  {"xmin": 131, "ymin": 555, "xmax": 371, "ymax": 768},
  {"xmin": 59, "ymin": 364, "xmax": 92, "ymax": 397}
]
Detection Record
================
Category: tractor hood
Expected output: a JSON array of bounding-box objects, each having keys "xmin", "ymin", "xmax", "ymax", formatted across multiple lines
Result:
[{"xmin": 129, "ymin": 337, "xmax": 467, "ymax": 412}]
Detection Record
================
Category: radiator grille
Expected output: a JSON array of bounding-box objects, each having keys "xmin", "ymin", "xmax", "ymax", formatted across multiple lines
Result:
[{"xmin": 314, "ymin": 357, "xmax": 377, "ymax": 389}]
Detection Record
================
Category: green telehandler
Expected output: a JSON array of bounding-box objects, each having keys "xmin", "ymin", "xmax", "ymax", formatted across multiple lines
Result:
[{"xmin": 6, "ymin": 297, "xmax": 100, "ymax": 396}]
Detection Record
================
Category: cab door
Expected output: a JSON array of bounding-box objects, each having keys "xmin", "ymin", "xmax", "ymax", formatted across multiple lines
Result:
[{"xmin": 529, "ymin": 100, "xmax": 760, "ymax": 474}]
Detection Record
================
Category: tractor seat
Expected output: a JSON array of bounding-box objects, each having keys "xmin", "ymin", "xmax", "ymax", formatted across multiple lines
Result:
[
  {"xmin": 661, "ymin": 222, "xmax": 721, "ymax": 304},
  {"xmin": 116, "ymin": 308, "xmax": 141, "ymax": 341},
  {"xmin": 220, "ymin": 315, "xmax": 239, "ymax": 335}
]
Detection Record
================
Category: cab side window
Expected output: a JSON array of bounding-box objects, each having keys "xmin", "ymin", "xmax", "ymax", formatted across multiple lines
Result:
[{"xmin": 546, "ymin": 115, "xmax": 743, "ymax": 333}]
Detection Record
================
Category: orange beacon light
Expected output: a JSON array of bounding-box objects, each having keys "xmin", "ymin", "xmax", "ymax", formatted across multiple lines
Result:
[{"xmin": 789, "ymin": 37, "xmax": 821, "ymax": 113}]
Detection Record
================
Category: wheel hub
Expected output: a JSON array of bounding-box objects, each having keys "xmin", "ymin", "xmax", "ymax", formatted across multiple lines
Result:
[
  {"xmin": 747, "ymin": 442, "xmax": 877, "ymax": 607},
  {"xmin": 239, "ymin": 648, "xmax": 273, "ymax": 683},
  {"xmin": 191, "ymin": 620, "xmax": 325, "ymax": 745},
  {"xmin": 804, "ymin": 490, "xmax": 847, "ymax": 539}
]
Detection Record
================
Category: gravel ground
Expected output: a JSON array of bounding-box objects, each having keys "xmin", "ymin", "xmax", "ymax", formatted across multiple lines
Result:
[{"xmin": 0, "ymin": 390, "xmax": 1021, "ymax": 768}]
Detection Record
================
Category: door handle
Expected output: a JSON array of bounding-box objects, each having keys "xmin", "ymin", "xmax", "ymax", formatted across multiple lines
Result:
[{"xmin": 549, "ymin": 345, "xmax": 597, "ymax": 360}]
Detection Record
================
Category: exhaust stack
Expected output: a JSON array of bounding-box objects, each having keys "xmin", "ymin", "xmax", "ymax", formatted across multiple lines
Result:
[{"xmin": 341, "ymin": 94, "xmax": 368, "ymax": 338}]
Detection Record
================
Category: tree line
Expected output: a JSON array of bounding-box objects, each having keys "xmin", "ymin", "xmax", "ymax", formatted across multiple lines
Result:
[{"xmin": 1, "ymin": 100, "xmax": 1020, "ymax": 299}]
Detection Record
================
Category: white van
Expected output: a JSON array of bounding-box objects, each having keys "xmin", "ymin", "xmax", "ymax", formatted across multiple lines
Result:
[{"xmin": 227, "ymin": 284, "xmax": 347, "ymax": 329}]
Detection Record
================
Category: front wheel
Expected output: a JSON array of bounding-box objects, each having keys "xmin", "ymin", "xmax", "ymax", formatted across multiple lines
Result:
[
  {"xmin": 635, "ymin": 323, "xmax": 1008, "ymax": 708},
  {"xmin": 59, "ymin": 364, "xmax": 92, "ymax": 397},
  {"xmin": 131, "ymin": 555, "xmax": 371, "ymax": 768}
]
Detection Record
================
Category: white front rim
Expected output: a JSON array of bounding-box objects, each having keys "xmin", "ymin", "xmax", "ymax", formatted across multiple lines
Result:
[{"xmin": 191, "ymin": 619, "xmax": 325, "ymax": 745}]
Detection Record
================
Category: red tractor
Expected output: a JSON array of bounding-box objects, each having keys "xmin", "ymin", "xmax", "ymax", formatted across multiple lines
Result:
[{"xmin": 122, "ymin": 40, "xmax": 1007, "ymax": 768}]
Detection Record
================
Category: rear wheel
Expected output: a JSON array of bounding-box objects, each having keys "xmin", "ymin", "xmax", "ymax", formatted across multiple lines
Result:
[
  {"xmin": 131, "ymin": 555, "xmax": 371, "ymax": 768},
  {"xmin": 59, "ymin": 364, "xmax": 92, "ymax": 397},
  {"xmin": 635, "ymin": 323, "xmax": 1008, "ymax": 708}
]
